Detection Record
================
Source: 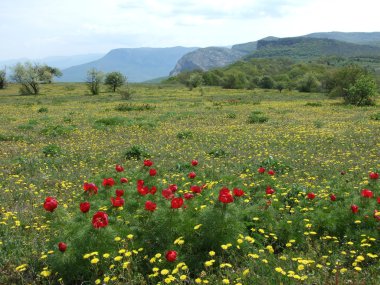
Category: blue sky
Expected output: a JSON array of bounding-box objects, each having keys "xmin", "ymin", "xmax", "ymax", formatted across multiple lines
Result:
[{"xmin": 0, "ymin": 0, "xmax": 379, "ymax": 60}]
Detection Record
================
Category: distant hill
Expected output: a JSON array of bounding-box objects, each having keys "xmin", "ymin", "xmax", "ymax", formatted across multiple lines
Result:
[
  {"xmin": 249, "ymin": 37, "xmax": 380, "ymax": 60},
  {"xmin": 169, "ymin": 47, "xmax": 248, "ymax": 76},
  {"xmin": 305, "ymin": 32, "xmax": 380, "ymax": 46},
  {"xmin": 59, "ymin": 47, "xmax": 197, "ymax": 82}
]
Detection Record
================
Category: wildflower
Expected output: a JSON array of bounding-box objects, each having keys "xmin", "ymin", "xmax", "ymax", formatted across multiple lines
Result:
[
  {"xmin": 90, "ymin": 258, "xmax": 99, "ymax": 264},
  {"xmin": 58, "ymin": 242, "xmax": 67, "ymax": 252},
  {"xmin": 111, "ymin": 196, "xmax": 124, "ymax": 207},
  {"xmin": 369, "ymin": 172, "xmax": 379, "ymax": 180},
  {"xmin": 171, "ymin": 197, "xmax": 184, "ymax": 209},
  {"xmin": 92, "ymin": 211, "xmax": 109, "ymax": 228},
  {"xmin": 83, "ymin": 182, "xmax": 98, "ymax": 194},
  {"xmin": 209, "ymin": 251, "xmax": 215, "ymax": 256},
  {"xmin": 115, "ymin": 164, "xmax": 124, "ymax": 172},
  {"xmin": 188, "ymin": 172, "xmax": 196, "ymax": 179},
  {"xmin": 267, "ymin": 169, "xmax": 275, "ymax": 176},
  {"xmin": 145, "ymin": 201, "xmax": 157, "ymax": 212},
  {"xmin": 79, "ymin": 201, "xmax": 90, "ymax": 213},
  {"xmin": 351, "ymin": 204, "xmax": 359, "ymax": 214},
  {"xmin": 191, "ymin": 160, "xmax": 198, "ymax": 166},
  {"xmin": 115, "ymin": 189, "xmax": 124, "ymax": 197},
  {"xmin": 330, "ymin": 194, "xmax": 337, "ymax": 201},
  {"xmin": 233, "ymin": 188, "xmax": 245, "ymax": 197},
  {"xmin": 144, "ymin": 159, "xmax": 153, "ymax": 167},
  {"xmin": 266, "ymin": 186, "xmax": 275, "ymax": 195},
  {"xmin": 165, "ymin": 250, "xmax": 177, "ymax": 262},
  {"xmin": 43, "ymin": 197, "xmax": 58, "ymax": 212},
  {"xmin": 218, "ymin": 187, "xmax": 234, "ymax": 204},
  {"xmin": 120, "ymin": 177, "xmax": 128, "ymax": 183},
  {"xmin": 190, "ymin": 185, "xmax": 202, "ymax": 194},
  {"xmin": 258, "ymin": 167, "xmax": 265, "ymax": 174},
  {"xmin": 149, "ymin": 169, "xmax": 157, "ymax": 176},
  {"xmin": 361, "ymin": 189, "xmax": 373, "ymax": 198},
  {"xmin": 102, "ymin": 178, "xmax": 115, "ymax": 187},
  {"xmin": 307, "ymin": 192, "xmax": 316, "ymax": 200}
]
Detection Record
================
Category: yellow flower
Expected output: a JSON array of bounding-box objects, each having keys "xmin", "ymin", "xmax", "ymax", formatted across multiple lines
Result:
[
  {"xmin": 161, "ymin": 269, "xmax": 169, "ymax": 275},
  {"xmin": 123, "ymin": 262, "xmax": 130, "ymax": 268},
  {"xmin": 204, "ymin": 260, "xmax": 215, "ymax": 267},
  {"xmin": 103, "ymin": 276, "xmax": 110, "ymax": 283},
  {"xmin": 243, "ymin": 269, "xmax": 249, "ymax": 276},
  {"xmin": 95, "ymin": 279, "xmax": 101, "ymax": 284},
  {"xmin": 180, "ymin": 275, "xmax": 187, "ymax": 281},
  {"xmin": 127, "ymin": 234, "xmax": 134, "ymax": 240},
  {"xmin": 114, "ymin": 256, "xmax": 123, "ymax": 261},
  {"xmin": 114, "ymin": 236, "xmax": 121, "ymax": 242},
  {"xmin": 195, "ymin": 278, "xmax": 202, "ymax": 284},
  {"xmin": 194, "ymin": 224, "xmax": 202, "ymax": 230},
  {"xmin": 90, "ymin": 258, "xmax": 99, "ymax": 264},
  {"xmin": 40, "ymin": 270, "xmax": 51, "ymax": 277},
  {"xmin": 354, "ymin": 266, "xmax": 362, "ymax": 271},
  {"xmin": 103, "ymin": 253, "xmax": 110, "ymax": 258},
  {"xmin": 209, "ymin": 251, "xmax": 215, "ymax": 256},
  {"xmin": 222, "ymin": 279, "xmax": 230, "ymax": 284},
  {"xmin": 340, "ymin": 268, "xmax": 347, "ymax": 273}
]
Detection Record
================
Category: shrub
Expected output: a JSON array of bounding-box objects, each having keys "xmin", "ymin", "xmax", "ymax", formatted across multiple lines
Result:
[
  {"xmin": 37, "ymin": 107, "xmax": 48, "ymax": 113},
  {"xmin": 345, "ymin": 75, "xmax": 377, "ymax": 106},
  {"xmin": 115, "ymin": 103, "xmax": 155, "ymax": 112},
  {"xmin": 247, "ymin": 111, "xmax": 268, "ymax": 124},
  {"xmin": 94, "ymin": 117, "xmax": 126, "ymax": 126},
  {"xmin": 42, "ymin": 144, "xmax": 62, "ymax": 157},
  {"xmin": 305, "ymin": 102, "xmax": 322, "ymax": 107},
  {"xmin": 371, "ymin": 112, "xmax": 380, "ymax": 120},
  {"xmin": 40, "ymin": 125, "xmax": 75, "ymax": 137},
  {"xmin": 176, "ymin": 131, "xmax": 193, "ymax": 139},
  {"xmin": 118, "ymin": 85, "xmax": 134, "ymax": 100},
  {"xmin": 124, "ymin": 145, "xmax": 150, "ymax": 160}
]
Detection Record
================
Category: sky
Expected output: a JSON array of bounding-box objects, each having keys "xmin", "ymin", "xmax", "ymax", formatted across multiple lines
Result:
[{"xmin": 0, "ymin": 0, "xmax": 379, "ymax": 60}]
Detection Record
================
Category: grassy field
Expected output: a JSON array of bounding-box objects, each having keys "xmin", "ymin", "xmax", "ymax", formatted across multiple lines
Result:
[{"xmin": 1, "ymin": 83, "xmax": 380, "ymax": 284}]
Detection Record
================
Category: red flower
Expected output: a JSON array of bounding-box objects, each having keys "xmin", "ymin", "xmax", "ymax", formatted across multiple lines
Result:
[
  {"xmin": 169, "ymin": 184, "xmax": 178, "ymax": 193},
  {"xmin": 111, "ymin": 196, "xmax": 125, "ymax": 207},
  {"xmin": 43, "ymin": 197, "xmax": 58, "ymax": 212},
  {"xmin": 377, "ymin": 197, "xmax": 380, "ymax": 204},
  {"xmin": 165, "ymin": 250, "xmax": 177, "ymax": 262},
  {"xmin": 330, "ymin": 194, "xmax": 337, "ymax": 201},
  {"xmin": 92, "ymin": 211, "xmax": 109, "ymax": 228},
  {"xmin": 83, "ymin": 182, "xmax": 98, "ymax": 194},
  {"xmin": 218, "ymin": 187, "xmax": 234, "ymax": 204},
  {"xmin": 138, "ymin": 186, "xmax": 149, "ymax": 196},
  {"xmin": 162, "ymin": 188, "xmax": 174, "ymax": 200},
  {"xmin": 145, "ymin": 201, "xmax": 157, "ymax": 212},
  {"xmin": 150, "ymin": 186, "xmax": 157, "ymax": 195},
  {"xmin": 115, "ymin": 189, "xmax": 124, "ymax": 197},
  {"xmin": 369, "ymin": 172, "xmax": 379, "ymax": 180},
  {"xmin": 188, "ymin": 172, "xmax": 196, "ymax": 179},
  {"xmin": 258, "ymin": 167, "xmax": 266, "ymax": 174},
  {"xmin": 149, "ymin": 169, "xmax": 157, "ymax": 176},
  {"xmin": 351, "ymin": 204, "xmax": 359, "ymax": 214},
  {"xmin": 79, "ymin": 202, "xmax": 90, "ymax": 213},
  {"xmin": 144, "ymin": 159, "xmax": 153, "ymax": 167},
  {"xmin": 115, "ymin": 164, "xmax": 124, "ymax": 172},
  {"xmin": 120, "ymin": 177, "xmax": 128, "ymax": 183},
  {"xmin": 233, "ymin": 188, "xmax": 245, "ymax": 197},
  {"xmin": 307, "ymin": 192, "xmax": 316, "ymax": 200},
  {"xmin": 361, "ymin": 189, "xmax": 373, "ymax": 198},
  {"xmin": 190, "ymin": 185, "xmax": 202, "ymax": 194},
  {"xmin": 137, "ymin": 179, "xmax": 145, "ymax": 187},
  {"xmin": 58, "ymin": 242, "xmax": 67, "ymax": 252},
  {"xmin": 102, "ymin": 178, "xmax": 115, "ymax": 187},
  {"xmin": 265, "ymin": 186, "xmax": 275, "ymax": 195},
  {"xmin": 267, "ymin": 169, "xmax": 275, "ymax": 176},
  {"xmin": 191, "ymin": 160, "xmax": 198, "ymax": 166},
  {"xmin": 184, "ymin": 193, "xmax": 194, "ymax": 200},
  {"xmin": 171, "ymin": 197, "xmax": 184, "ymax": 209}
]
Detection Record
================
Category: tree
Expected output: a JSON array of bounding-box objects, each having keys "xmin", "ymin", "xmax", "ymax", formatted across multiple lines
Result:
[
  {"xmin": 0, "ymin": 68, "xmax": 6, "ymax": 89},
  {"xmin": 186, "ymin": 73, "xmax": 204, "ymax": 90},
  {"xmin": 297, "ymin": 73, "xmax": 320, "ymax": 93},
  {"xmin": 258, "ymin": 75, "xmax": 275, "ymax": 89},
  {"xmin": 105, "ymin": 71, "xmax": 126, "ymax": 92},
  {"xmin": 346, "ymin": 75, "xmax": 377, "ymax": 106},
  {"xmin": 11, "ymin": 62, "xmax": 61, "ymax": 95},
  {"xmin": 86, "ymin": 68, "xmax": 104, "ymax": 95}
]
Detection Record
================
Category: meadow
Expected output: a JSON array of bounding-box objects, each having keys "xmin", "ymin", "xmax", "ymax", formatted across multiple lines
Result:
[{"xmin": 0, "ymin": 83, "xmax": 379, "ymax": 284}]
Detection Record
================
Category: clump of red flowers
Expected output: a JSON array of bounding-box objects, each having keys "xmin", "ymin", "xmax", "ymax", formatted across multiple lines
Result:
[
  {"xmin": 79, "ymin": 202, "xmax": 90, "ymax": 213},
  {"xmin": 149, "ymin": 169, "xmax": 157, "ymax": 176},
  {"xmin": 115, "ymin": 164, "xmax": 124, "ymax": 172},
  {"xmin": 102, "ymin": 178, "xmax": 115, "ymax": 187},
  {"xmin": 361, "ymin": 189, "xmax": 373, "ymax": 198},
  {"xmin": 144, "ymin": 159, "xmax": 153, "ymax": 167},
  {"xmin": 145, "ymin": 201, "xmax": 157, "ymax": 212},
  {"xmin": 191, "ymin": 160, "xmax": 198, "ymax": 166},
  {"xmin": 218, "ymin": 187, "xmax": 234, "ymax": 204},
  {"xmin": 266, "ymin": 186, "xmax": 275, "ymax": 195},
  {"xmin": 369, "ymin": 171, "xmax": 379, "ymax": 180},
  {"xmin": 111, "ymin": 196, "xmax": 125, "ymax": 207},
  {"xmin": 188, "ymin": 172, "xmax": 196, "ymax": 179},
  {"xmin": 92, "ymin": 211, "xmax": 109, "ymax": 228},
  {"xmin": 83, "ymin": 182, "xmax": 98, "ymax": 195},
  {"xmin": 171, "ymin": 197, "xmax": 184, "ymax": 209},
  {"xmin": 307, "ymin": 192, "xmax": 316, "ymax": 200}
]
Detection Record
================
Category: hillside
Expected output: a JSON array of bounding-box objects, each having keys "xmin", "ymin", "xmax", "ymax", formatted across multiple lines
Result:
[
  {"xmin": 169, "ymin": 47, "xmax": 248, "ymax": 76},
  {"xmin": 59, "ymin": 47, "xmax": 197, "ymax": 82},
  {"xmin": 247, "ymin": 37, "xmax": 380, "ymax": 60},
  {"xmin": 305, "ymin": 31, "xmax": 380, "ymax": 46}
]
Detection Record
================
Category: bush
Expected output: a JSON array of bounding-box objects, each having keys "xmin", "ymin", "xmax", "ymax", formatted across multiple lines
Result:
[
  {"xmin": 42, "ymin": 144, "xmax": 62, "ymax": 157},
  {"xmin": 40, "ymin": 125, "xmax": 75, "ymax": 137},
  {"xmin": 247, "ymin": 111, "xmax": 268, "ymax": 124},
  {"xmin": 345, "ymin": 75, "xmax": 377, "ymax": 106},
  {"xmin": 371, "ymin": 112, "xmax": 380, "ymax": 120},
  {"xmin": 124, "ymin": 145, "xmax": 150, "ymax": 160},
  {"xmin": 94, "ymin": 117, "xmax": 126, "ymax": 126},
  {"xmin": 115, "ymin": 103, "xmax": 155, "ymax": 112},
  {"xmin": 118, "ymin": 85, "xmax": 134, "ymax": 100},
  {"xmin": 176, "ymin": 131, "xmax": 193, "ymax": 139},
  {"xmin": 37, "ymin": 107, "xmax": 48, "ymax": 113}
]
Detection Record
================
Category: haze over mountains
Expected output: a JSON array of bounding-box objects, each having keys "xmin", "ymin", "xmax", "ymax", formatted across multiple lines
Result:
[{"xmin": 2, "ymin": 32, "xmax": 380, "ymax": 82}]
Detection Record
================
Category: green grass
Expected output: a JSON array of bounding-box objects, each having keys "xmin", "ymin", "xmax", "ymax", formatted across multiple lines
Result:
[{"xmin": 0, "ymin": 83, "xmax": 380, "ymax": 284}]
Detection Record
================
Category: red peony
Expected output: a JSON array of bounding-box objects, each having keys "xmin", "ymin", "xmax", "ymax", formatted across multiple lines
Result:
[
  {"xmin": 162, "ymin": 188, "xmax": 174, "ymax": 200},
  {"xmin": 351, "ymin": 204, "xmax": 359, "ymax": 214},
  {"xmin": 361, "ymin": 189, "xmax": 373, "ymax": 198},
  {"xmin": 111, "ymin": 196, "xmax": 125, "ymax": 207},
  {"xmin": 120, "ymin": 177, "xmax": 128, "ymax": 183},
  {"xmin": 377, "ymin": 197, "xmax": 380, "ymax": 204},
  {"xmin": 233, "ymin": 188, "xmax": 245, "ymax": 197},
  {"xmin": 149, "ymin": 169, "xmax": 157, "ymax": 176},
  {"xmin": 115, "ymin": 164, "xmax": 124, "ymax": 172},
  {"xmin": 165, "ymin": 250, "xmax": 177, "ymax": 262},
  {"xmin": 43, "ymin": 197, "xmax": 58, "ymax": 212},
  {"xmin": 83, "ymin": 182, "xmax": 98, "ymax": 194},
  {"xmin": 258, "ymin": 167, "xmax": 266, "ymax": 174},
  {"xmin": 190, "ymin": 185, "xmax": 202, "ymax": 194},
  {"xmin": 369, "ymin": 172, "xmax": 379, "ymax": 180},
  {"xmin": 188, "ymin": 172, "xmax": 196, "ymax": 179},
  {"xmin": 307, "ymin": 192, "xmax": 316, "ymax": 200},
  {"xmin": 169, "ymin": 184, "xmax": 178, "ymax": 193},
  {"xmin": 184, "ymin": 193, "xmax": 194, "ymax": 200},
  {"xmin": 191, "ymin": 160, "xmax": 198, "ymax": 166},
  {"xmin": 150, "ymin": 186, "xmax": 157, "ymax": 195},
  {"xmin": 79, "ymin": 201, "xmax": 90, "ymax": 213},
  {"xmin": 115, "ymin": 189, "xmax": 124, "ymax": 197},
  {"xmin": 58, "ymin": 242, "xmax": 67, "ymax": 252},
  {"xmin": 144, "ymin": 159, "xmax": 153, "ymax": 167},
  {"xmin": 171, "ymin": 197, "xmax": 184, "ymax": 209},
  {"xmin": 218, "ymin": 187, "xmax": 234, "ymax": 204},
  {"xmin": 267, "ymin": 169, "xmax": 275, "ymax": 176},
  {"xmin": 330, "ymin": 194, "xmax": 337, "ymax": 201},
  {"xmin": 265, "ymin": 186, "xmax": 275, "ymax": 195},
  {"xmin": 92, "ymin": 211, "xmax": 109, "ymax": 228},
  {"xmin": 145, "ymin": 201, "xmax": 157, "ymax": 212},
  {"xmin": 102, "ymin": 178, "xmax": 115, "ymax": 187}
]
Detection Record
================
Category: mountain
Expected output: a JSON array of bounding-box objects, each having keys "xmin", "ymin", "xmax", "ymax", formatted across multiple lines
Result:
[
  {"xmin": 305, "ymin": 32, "xmax": 380, "ymax": 46},
  {"xmin": 59, "ymin": 47, "xmax": 198, "ymax": 82},
  {"xmin": 249, "ymin": 36, "xmax": 380, "ymax": 60}
]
